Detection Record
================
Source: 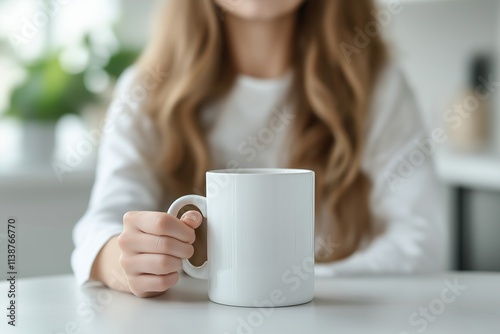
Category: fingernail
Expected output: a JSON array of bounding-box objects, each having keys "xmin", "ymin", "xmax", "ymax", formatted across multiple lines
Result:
[{"xmin": 181, "ymin": 211, "xmax": 202, "ymax": 223}]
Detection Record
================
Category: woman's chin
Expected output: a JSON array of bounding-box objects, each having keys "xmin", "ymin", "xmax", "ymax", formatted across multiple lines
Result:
[{"xmin": 217, "ymin": 0, "xmax": 305, "ymax": 21}]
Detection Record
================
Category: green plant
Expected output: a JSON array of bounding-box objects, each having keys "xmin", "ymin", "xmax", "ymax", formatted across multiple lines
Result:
[
  {"xmin": 104, "ymin": 48, "xmax": 140, "ymax": 79},
  {"xmin": 6, "ymin": 44, "xmax": 140, "ymax": 123},
  {"xmin": 6, "ymin": 55, "xmax": 96, "ymax": 122}
]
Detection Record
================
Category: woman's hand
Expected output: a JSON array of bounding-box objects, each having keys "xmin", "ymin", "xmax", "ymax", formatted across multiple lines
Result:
[
  {"xmin": 117, "ymin": 210, "xmax": 202, "ymax": 297},
  {"xmin": 90, "ymin": 210, "xmax": 202, "ymax": 298}
]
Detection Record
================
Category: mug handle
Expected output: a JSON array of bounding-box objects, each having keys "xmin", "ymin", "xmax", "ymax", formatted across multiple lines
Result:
[{"xmin": 167, "ymin": 195, "xmax": 209, "ymax": 280}]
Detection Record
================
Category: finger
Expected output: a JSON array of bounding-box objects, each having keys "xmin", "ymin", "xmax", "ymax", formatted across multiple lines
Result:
[
  {"xmin": 180, "ymin": 210, "xmax": 203, "ymax": 229},
  {"xmin": 122, "ymin": 254, "xmax": 183, "ymax": 275},
  {"xmin": 128, "ymin": 272, "xmax": 180, "ymax": 297},
  {"xmin": 125, "ymin": 233, "xmax": 195, "ymax": 258},
  {"xmin": 124, "ymin": 211, "xmax": 195, "ymax": 243}
]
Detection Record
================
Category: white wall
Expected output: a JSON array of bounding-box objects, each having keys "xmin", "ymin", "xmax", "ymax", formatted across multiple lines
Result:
[
  {"xmin": 115, "ymin": 0, "xmax": 163, "ymax": 49},
  {"xmin": 382, "ymin": 0, "xmax": 498, "ymax": 130}
]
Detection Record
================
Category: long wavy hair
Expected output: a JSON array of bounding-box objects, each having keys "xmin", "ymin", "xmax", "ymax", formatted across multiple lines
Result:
[{"xmin": 137, "ymin": 0, "xmax": 387, "ymax": 262}]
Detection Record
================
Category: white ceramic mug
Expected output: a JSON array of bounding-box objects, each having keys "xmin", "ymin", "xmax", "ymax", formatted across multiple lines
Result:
[{"xmin": 167, "ymin": 168, "xmax": 315, "ymax": 307}]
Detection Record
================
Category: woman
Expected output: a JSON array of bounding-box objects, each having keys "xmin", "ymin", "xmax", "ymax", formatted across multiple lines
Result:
[{"xmin": 72, "ymin": 0, "xmax": 444, "ymax": 297}]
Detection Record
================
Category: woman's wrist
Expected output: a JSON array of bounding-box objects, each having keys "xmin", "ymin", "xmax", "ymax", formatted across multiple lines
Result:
[{"xmin": 90, "ymin": 236, "xmax": 130, "ymax": 293}]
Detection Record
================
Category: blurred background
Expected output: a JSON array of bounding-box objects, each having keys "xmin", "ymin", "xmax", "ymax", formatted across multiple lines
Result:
[{"xmin": 0, "ymin": 0, "xmax": 499, "ymax": 278}]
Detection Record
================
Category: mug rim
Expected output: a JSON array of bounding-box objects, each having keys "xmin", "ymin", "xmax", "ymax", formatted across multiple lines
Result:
[{"xmin": 207, "ymin": 168, "xmax": 313, "ymax": 175}]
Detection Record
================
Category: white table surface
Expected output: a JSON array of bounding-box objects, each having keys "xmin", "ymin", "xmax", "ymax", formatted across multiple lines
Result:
[{"xmin": 1, "ymin": 273, "xmax": 499, "ymax": 334}]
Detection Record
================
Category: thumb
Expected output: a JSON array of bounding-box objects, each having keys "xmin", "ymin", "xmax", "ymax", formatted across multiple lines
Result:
[{"xmin": 180, "ymin": 210, "xmax": 203, "ymax": 229}]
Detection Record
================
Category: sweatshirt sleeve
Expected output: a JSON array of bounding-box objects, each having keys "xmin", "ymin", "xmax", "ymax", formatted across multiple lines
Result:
[
  {"xmin": 71, "ymin": 68, "xmax": 164, "ymax": 285},
  {"xmin": 315, "ymin": 63, "xmax": 446, "ymax": 276}
]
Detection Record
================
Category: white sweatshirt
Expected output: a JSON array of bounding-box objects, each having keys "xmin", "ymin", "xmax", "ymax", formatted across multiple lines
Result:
[{"xmin": 71, "ymin": 63, "xmax": 445, "ymax": 286}]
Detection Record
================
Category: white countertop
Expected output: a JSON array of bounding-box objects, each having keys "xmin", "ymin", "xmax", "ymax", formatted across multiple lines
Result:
[
  {"xmin": 0, "ymin": 164, "xmax": 95, "ymax": 189},
  {"xmin": 435, "ymin": 148, "xmax": 500, "ymax": 190},
  {"xmin": 1, "ymin": 273, "xmax": 499, "ymax": 334}
]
